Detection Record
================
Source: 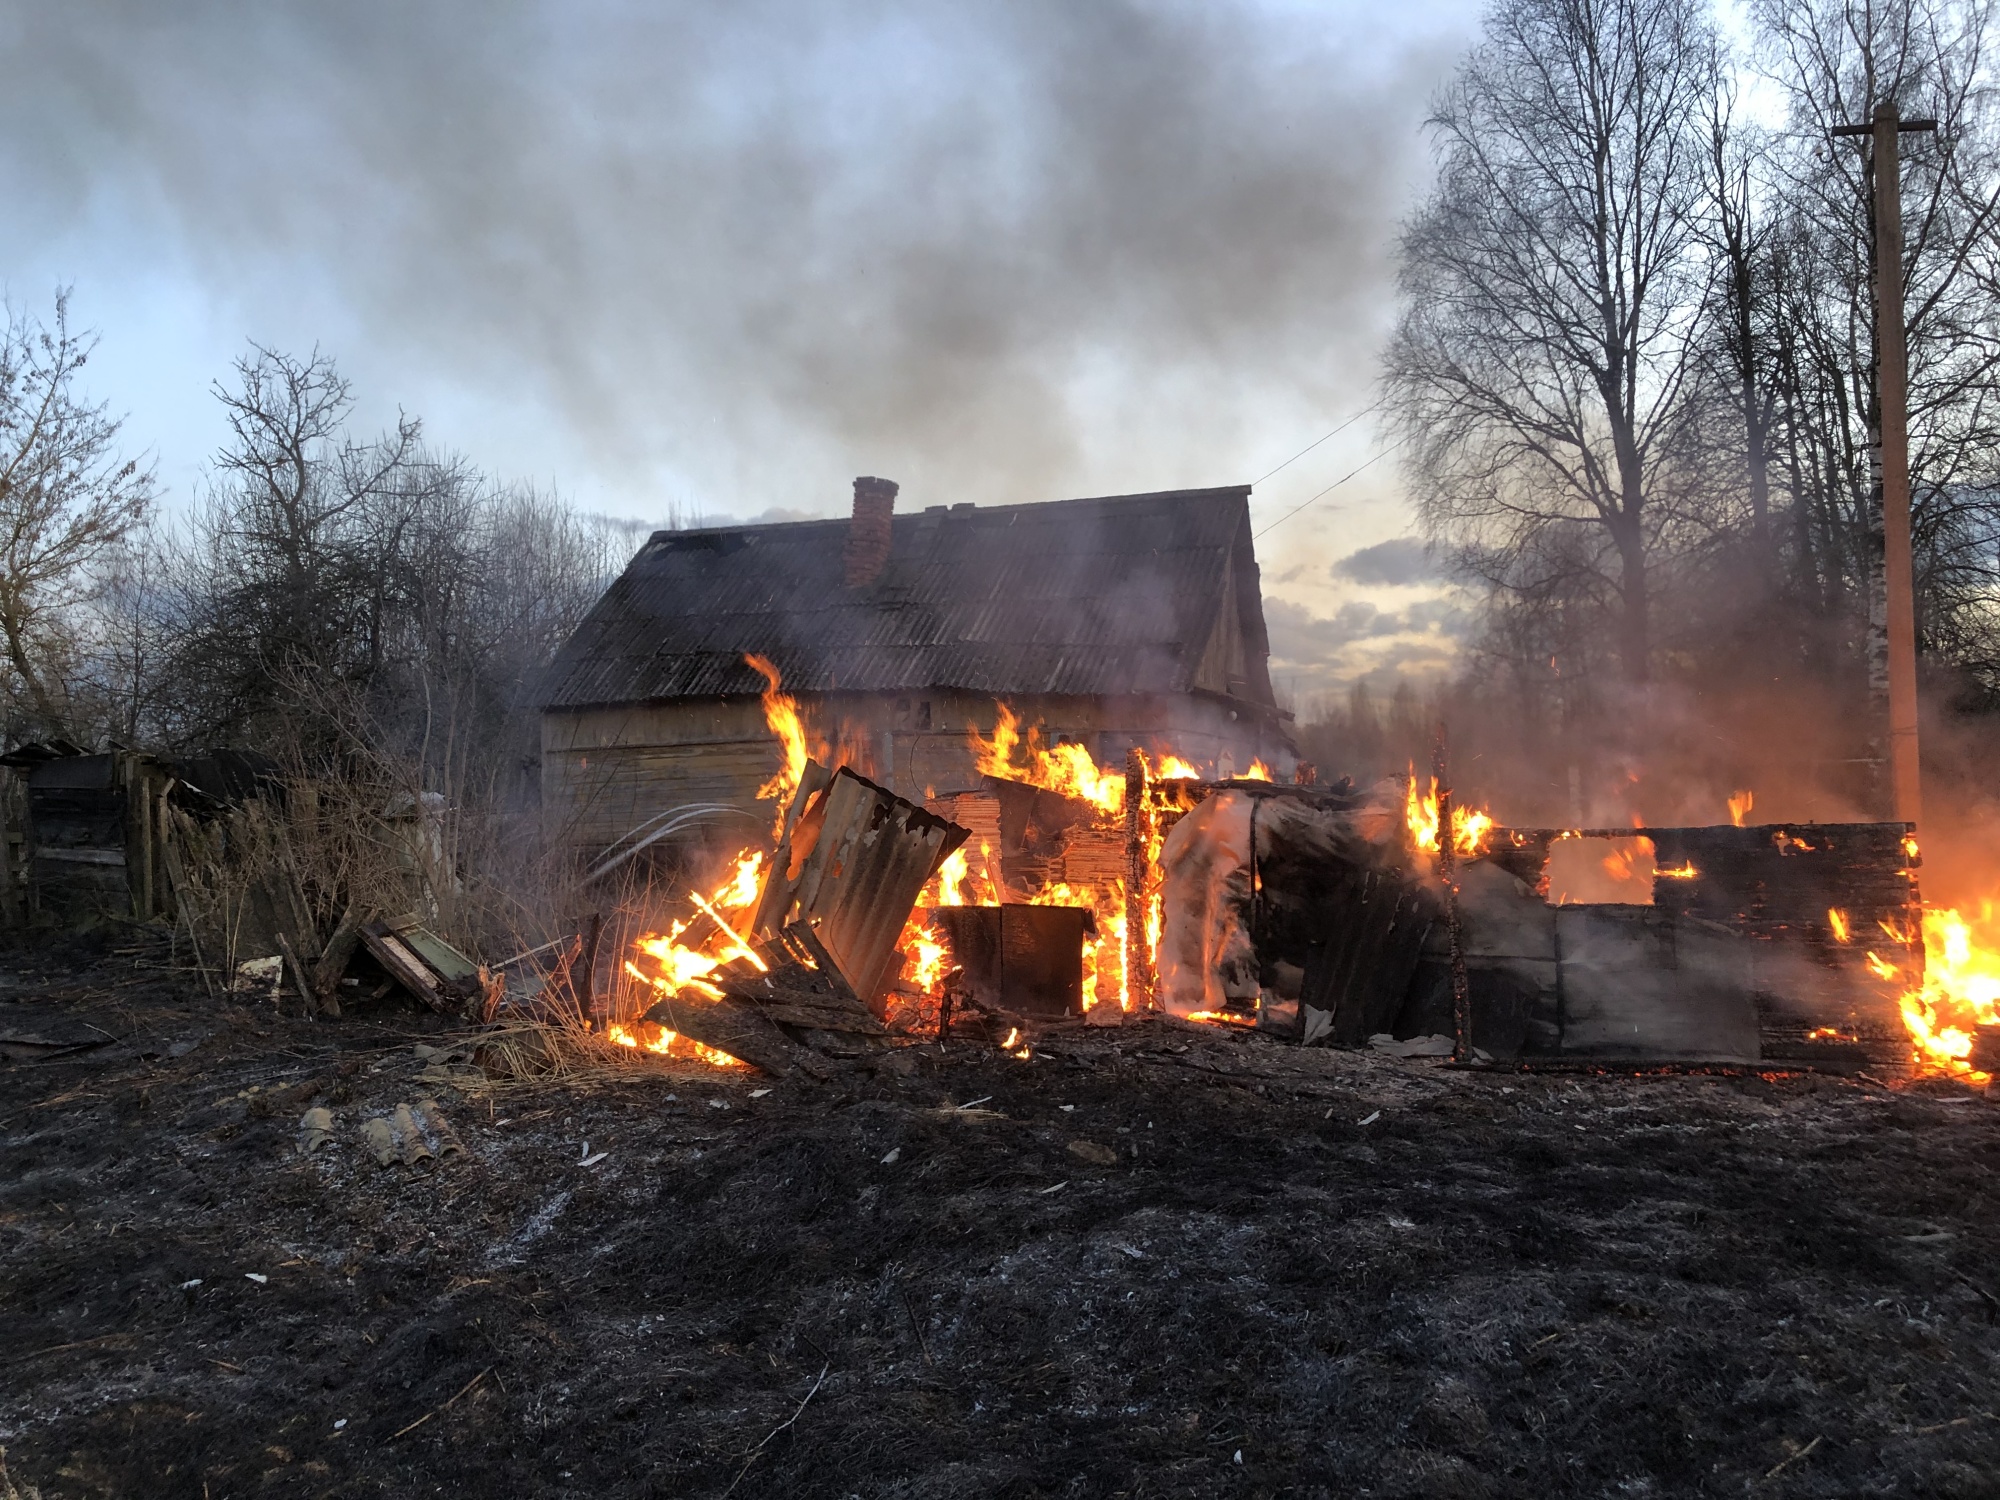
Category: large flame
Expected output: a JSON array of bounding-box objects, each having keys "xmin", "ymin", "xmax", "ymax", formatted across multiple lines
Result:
[
  {"xmin": 943, "ymin": 710, "xmax": 1226, "ymax": 1015},
  {"xmin": 746, "ymin": 653, "xmax": 822, "ymax": 837},
  {"xmin": 970, "ymin": 704, "xmax": 1127, "ymax": 816},
  {"xmin": 618, "ymin": 848, "xmax": 775, "ymax": 1067},
  {"xmin": 1871, "ymin": 903, "xmax": 2000, "ymax": 1080},
  {"xmin": 1728, "ymin": 789, "xmax": 1754, "ymax": 827},
  {"xmin": 621, "ymin": 689, "xmax": 1276, "ymax": 1047},
  {"xmin": 1404, "ymin": 770, "xmax": 1493, "ymax": 858}
]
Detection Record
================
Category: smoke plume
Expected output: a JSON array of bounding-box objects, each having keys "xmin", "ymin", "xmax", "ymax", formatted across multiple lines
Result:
[{"xmin": 0, "ymin": 0, "xmax": 1467, "ymax": 515}]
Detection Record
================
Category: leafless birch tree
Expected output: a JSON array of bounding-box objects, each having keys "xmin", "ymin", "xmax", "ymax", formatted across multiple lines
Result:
[{"xmin": 1384, "ymin": 0, "xmax": 1721, "ymax": 686}]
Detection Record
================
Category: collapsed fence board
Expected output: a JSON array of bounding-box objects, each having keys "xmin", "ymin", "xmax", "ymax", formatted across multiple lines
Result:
[
  {"xmin": 1147, "ymin": 785, "xmax": 1926, "ymax": 1069},
  {"xmin": 752, "ymin": 767, "xmax": 968, "ymax": 1011},
  {"xmin": 639, "ymin": 924, "xmax": 882, "ymax": 1076}
]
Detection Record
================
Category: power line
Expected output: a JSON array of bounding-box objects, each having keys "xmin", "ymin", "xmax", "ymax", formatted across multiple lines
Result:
[
  {"xmin": 1252, "ymin": 450, "xmax": 1388, "ymax": 540},
  {"xmin": 1249, "ymin": 403, "xmax": 1377, "ymax": 488}
]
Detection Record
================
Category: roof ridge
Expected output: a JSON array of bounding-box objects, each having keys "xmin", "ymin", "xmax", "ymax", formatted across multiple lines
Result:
[{"xmin": 639, "ymin": 484, "xmax": 1254, "ymax": 543}]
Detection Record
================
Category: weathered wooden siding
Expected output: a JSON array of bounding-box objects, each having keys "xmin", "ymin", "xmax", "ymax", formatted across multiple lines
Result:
[{"xmin": 544, "ymin": 689, "xmax": 1290, "ymax": 856}]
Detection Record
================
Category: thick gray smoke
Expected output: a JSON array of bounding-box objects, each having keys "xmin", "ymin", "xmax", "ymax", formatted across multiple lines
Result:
[{"xmin": 0, "ymin": 0, "xmax": 1463, "ymax": 513}]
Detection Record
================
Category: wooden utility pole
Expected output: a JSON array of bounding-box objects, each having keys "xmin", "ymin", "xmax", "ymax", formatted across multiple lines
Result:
[
  {"xmin": 1432, "ymin": 727, "xmax": 1472, "ymax": 1065},
  {"xmin": 1834, "ymin": 103, "xmax": 1934, "ymax": 826}
]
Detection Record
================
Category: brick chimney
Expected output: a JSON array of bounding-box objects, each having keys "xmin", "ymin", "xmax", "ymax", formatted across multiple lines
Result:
[{"xmin": 843, "ymin": 476, "xmax": 898, "ymax": 587}]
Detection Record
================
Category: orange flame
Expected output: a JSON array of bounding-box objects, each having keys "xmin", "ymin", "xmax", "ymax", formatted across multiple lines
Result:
[
  {"xmin": 746, "ymin": 654, "xmax": 823, "ymax": 837},
  {"xmin": 1897, "ymin": 905, "xmax": 2000, "ymax": 1078},
  {"xmin": 1728, "ymin": 790, "xmax": 1754, "ymax": 827},
  {"xmin": 1600, "ymin": 837, "xmax": 1652, "ymax": 883},
  {"xmin": 606, "ymin": 1021, "xmax": 745, "ymax": 1069},
  {"xmin": 1404, "ymin": 770, "xmax": 1493, "ymax": 858},
  {"xmin": 622, "ymin": 847, "xmax": 785, "ymax": 1067},
  {"xmin": 1243, "ymin": 760, "xmax": 1274, "ymax": 782},
  {"xmin": 970, "ymin": 704, "xmax": 1126, "ymax": 815},
  {"xmin": 1828, "ymin": 908, "xmax": 1851, "ymax": 943}
]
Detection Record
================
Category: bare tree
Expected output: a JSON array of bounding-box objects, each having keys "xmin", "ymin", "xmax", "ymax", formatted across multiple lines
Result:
[
  {"xmin": 0, "ymin": 292, "xmax": 153, "ymax": 738},
  {"xmin": 1384, "ymin": 0, "xmax": 1721, "ymax": 686},
  {"xmin": 1698, "ymin": 83, "xmax": 1788, "ymax": 581},
  {"xmin": 159, "ymin": 345, "xmax": 472, "ymax": 747},
  {"xmin": 1754, "ymin": 0, "xmax": 2000, "ymax": 694}
]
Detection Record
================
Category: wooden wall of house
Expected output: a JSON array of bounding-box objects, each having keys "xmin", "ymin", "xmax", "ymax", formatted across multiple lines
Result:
[{"xmin": 543, "ymin": 689, "xmax": 1294, "ymax": 856}]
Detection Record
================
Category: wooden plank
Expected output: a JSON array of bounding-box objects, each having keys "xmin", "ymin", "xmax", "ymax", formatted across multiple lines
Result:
[
  {"xmin": 33, "ymin": 848, "xmax": 126, "ymax": 866},
  {"xmin": 735, "ymin": 1002, "xmax": 888, "ymax": 1035},
  {"xmin": 360, "ymin": 922, "xmax": 452, "ymax": 1014},
  {"xmin": 710, "ymin": 925, "xmax": 888, "ymax": 1035},
  {"xmin": 640, "ymin": 992, "xmax": 834, "ymax": 1079}
]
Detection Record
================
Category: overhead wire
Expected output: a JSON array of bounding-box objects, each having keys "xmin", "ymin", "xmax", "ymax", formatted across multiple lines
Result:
[
  {"xmin": 1248, "ymin": 401, "xmax": 1378, "ymax": 487},
  {"xmin": 1253, "ymin": 450, "xmax": 1389, "ymax": 540}
]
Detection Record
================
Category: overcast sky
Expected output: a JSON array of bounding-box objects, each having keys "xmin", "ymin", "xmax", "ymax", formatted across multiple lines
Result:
[{"xmin": 0, "ymin": 0, "xmax": 1484, "ymax": 709}]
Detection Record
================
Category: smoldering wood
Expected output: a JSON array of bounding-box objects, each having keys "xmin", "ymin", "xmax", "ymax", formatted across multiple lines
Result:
[
  {"xmin": 746, "ymin": 761, "xmax": 827, "ymax": 944},
  {"xmin": 1227, "ymin": 787, "xmax": 1414, "ymax": 1043},
  {"xmin": 1378, "ymin": 822, "xmax": 1924, "ymax": 1067},
  {"xmin": 707, "ymin": 927, "xmax": 890, "ymax": 1038},
  {"xmin": 1124, "ymin": 748, "xmax": 1154, "ymax": 1011},
  {"xmin": 1179, "ymin": 792, "xmax": 1920, "ymax": 1068},
  {"xmin": 640, "ymin": 989, "xmax": 835, "ymax": 1079},
  {"xmin": 578, "ymin": 912, "xmax": 605, "ymax": 1027},
  {"xmin": 1297, "ymin": 869, "xmax": 1434, "ymax": 1046}
]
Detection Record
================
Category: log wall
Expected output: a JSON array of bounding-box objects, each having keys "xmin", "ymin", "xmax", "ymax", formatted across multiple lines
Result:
[{"xmin": 542, "ymin": 690, "xmax": 1288, "ymax": 857}]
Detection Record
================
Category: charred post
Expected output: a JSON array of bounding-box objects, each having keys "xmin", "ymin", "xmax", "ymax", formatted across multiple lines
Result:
[{"xmin": 1125, "ymin": 747, "xmax": 1153, "ymax": 1011}]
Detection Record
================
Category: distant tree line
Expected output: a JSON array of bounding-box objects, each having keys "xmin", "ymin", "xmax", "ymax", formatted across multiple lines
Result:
[
  {"xmin": 0, "ymin": 315, "xmax": 629, "ymax": 819},
  {"xmin": 1380, "ymin": 0, "xmax": 2000, "ymax": 807}
]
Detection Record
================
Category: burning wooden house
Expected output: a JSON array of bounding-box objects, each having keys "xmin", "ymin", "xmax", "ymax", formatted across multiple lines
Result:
[
  {"xmin": 528, "ymin": 475, "xmax": 1983, "ymax": 1080},
  {"xmin": 538, "ymin": 478, "xmax": 1293, "ymax": 870}
]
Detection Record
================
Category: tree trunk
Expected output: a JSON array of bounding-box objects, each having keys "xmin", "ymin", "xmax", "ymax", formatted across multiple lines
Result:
[
  {"xmin": 1608, "ymin": 403, "xmax": 1652, "ymax": 685},
  {"xmin": 1618, "ymin": 531, "xmax": 1651, "ymax": 685},
  {"xmin": 0, "ymin": 604, "xmax": 61, "ymax": 733}
]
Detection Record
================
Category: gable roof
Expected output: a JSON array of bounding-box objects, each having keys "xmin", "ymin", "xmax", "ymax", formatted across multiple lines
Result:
[{"xmin": 540, "ymin": 485, "xmax": 1276, "ymax": 711}]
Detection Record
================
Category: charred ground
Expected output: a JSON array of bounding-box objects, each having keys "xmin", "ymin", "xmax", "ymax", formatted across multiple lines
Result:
[{"xmin": 4, "ymin": 939, "xmax": 2000, "ymax": 1499}]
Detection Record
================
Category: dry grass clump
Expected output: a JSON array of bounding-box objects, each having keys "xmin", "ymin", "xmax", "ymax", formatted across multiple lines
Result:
[
  {"xmin": 0, "ymin": 1448, "xmax": 41, "ymax": 1500},
  {"xmin": 468, "ymin": 1017, "xmax": 742, "ymax": 1093}
]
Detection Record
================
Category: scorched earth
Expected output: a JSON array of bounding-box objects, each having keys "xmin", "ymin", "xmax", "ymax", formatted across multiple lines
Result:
[{"xmin": 3, "ymin": 936, "xmax": 2000, "ymax": 1499}]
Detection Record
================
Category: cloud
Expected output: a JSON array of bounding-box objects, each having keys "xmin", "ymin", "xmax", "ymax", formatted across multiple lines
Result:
[
  {"xmin": 1262, "ymin": 593, "xmax": 1470, "ymax": 694},
  {"xmin": 1330, "ymin": 536, "xmax": 1441, "ymax": 587},
  {"xmin": 0, "ymin": 1, "xmax": 1471, "ymax": 513}
]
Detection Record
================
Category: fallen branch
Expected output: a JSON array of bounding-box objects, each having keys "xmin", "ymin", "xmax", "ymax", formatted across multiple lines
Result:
[
  {"xmin": 899, "ymin": 1284, "xmax": 933, "ymax": 1366},
  {"xmin": 391, "ymin": 1365, "xmax": 491, "ymax": 1440},
  {"xmin": 1763, "ymin": 1434, "xmax": 1820, "ymax": 1480},
  {"xmin": 718, "ymin": 1362, "xmax": 829, "ymax": 1498}
]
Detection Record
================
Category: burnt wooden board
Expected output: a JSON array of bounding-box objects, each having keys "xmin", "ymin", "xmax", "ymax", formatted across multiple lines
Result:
[
  {"xmin": 640, "ymin": 992, "xmax": 835, "ymax": 1079},
  {"xmin": 359, "ymin": 922, "xmax": 453, "ymax": 1015}
]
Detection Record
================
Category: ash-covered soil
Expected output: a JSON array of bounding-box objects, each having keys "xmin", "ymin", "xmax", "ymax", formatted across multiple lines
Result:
[{"xmin": 5, "ymin": 941, "xmax": 2000, "ymax": 1500}]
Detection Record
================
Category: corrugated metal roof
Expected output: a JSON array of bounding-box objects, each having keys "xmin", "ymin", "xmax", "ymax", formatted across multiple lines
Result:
[{"xmin": 541, "ymin": 486, "xmax": 1272, "ymax": 710}]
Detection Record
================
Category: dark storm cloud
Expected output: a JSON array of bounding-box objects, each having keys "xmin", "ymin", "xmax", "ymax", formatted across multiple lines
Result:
[
  {"xmin": 0, "ymin": 1, "xmax": 1458, "ymax": 508},
  {"xmin": 1330, "ymin": 536, "xmax": 1440, "ymax": 587}
]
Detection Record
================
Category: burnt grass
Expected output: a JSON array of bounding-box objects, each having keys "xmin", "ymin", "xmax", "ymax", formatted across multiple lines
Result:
[{"xmin": 5, "ymin": 943, "xmax": 2000, "ymax": 1499}]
